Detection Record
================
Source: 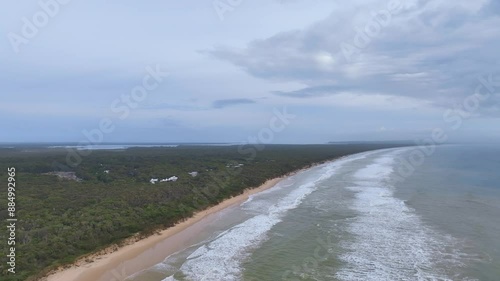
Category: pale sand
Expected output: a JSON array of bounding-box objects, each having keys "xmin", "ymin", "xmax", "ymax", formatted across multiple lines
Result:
[{"xmin": 42, "ymin": 176, "xmax": 288, "ymax": 281}]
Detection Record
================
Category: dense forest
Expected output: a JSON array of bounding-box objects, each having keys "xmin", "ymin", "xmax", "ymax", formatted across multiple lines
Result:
[{"xmin": 0, "ymin": 143, "xmax": 407, "ymax": 280}]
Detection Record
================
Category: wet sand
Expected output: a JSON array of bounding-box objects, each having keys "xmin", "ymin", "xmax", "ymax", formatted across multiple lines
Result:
[{"xmin": 42, "ymin": 176, "xmax": 286, "ymax": 281}]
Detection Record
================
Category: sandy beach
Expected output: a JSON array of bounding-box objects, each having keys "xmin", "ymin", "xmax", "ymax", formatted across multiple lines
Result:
[{"xmin": 42, "ymin": 176, "xmax": 287, "ymax": 281}]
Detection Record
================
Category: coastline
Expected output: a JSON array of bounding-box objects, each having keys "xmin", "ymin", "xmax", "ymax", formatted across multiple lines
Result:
[{"xmin": 41, "ymin": 174, "xmax": 290, "ymax": 281}]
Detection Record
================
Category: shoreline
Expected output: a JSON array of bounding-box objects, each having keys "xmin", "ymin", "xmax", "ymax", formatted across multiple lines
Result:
[{"xmin": 41, "ymin": 173, "xmax": 294, "ymax": 281}]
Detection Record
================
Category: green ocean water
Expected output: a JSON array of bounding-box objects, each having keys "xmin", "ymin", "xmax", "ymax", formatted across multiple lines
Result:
[{"xmin": 128, "ymin": 145, "xmax": 500, "ymax": 281}]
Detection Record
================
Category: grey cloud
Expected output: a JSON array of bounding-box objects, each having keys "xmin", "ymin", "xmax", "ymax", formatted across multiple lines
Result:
[
  {"xmin": 143, "ymin": 103, "xmax": 205, "ymax": 111},
  {"xmin": 273, "ymin": 85, "xmax": 348, "ymax": 98},
  {"xmin": 482, "ymin": 0, "xmax": 500, "ymax": 16},
  {"xmin": 212, "ymin": 98, "xmax": 256, "ymax": 109},
  {"xmin": 208, "ymin": 0, "xmax": 500, "ymax": 115}
]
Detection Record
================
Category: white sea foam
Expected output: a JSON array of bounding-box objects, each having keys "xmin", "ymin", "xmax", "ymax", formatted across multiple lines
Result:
[
  {"xmin": 162, "ymin": 151, "xmax": 377, "ymax": 281},
  {"xmin": 241, "ymin": 181, "xmax": 294, "ymax": 208},
  {"xmin": 175, "ymin": 181, "xmax": 318, "ymax": 281},
  {"xmin": 337, "ymin": 150, "xmax": 467, "ymax": 281}
]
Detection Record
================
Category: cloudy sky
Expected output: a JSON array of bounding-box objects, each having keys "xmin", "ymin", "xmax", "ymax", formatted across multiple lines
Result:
[{"xmin": 1, "ymin": 0, "xmax": 499, "ymax": 144}]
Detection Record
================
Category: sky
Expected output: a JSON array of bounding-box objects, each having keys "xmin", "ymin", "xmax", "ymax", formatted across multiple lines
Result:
[{"xmin": 0, "ymin": 0, "xmax": 499, "ymax": 144}]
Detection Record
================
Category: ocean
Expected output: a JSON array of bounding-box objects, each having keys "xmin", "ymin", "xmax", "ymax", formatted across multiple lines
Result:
[{"xmin": 126, "ymin": 145, "xmax": 500, "ymax": 281}]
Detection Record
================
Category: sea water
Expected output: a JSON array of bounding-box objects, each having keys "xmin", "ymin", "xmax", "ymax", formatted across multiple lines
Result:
[{"xmin": 127, "ymin": 145, "xmax": 500, "ymax": 281}]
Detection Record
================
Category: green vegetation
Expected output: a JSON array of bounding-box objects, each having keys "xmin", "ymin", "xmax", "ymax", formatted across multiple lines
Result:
[{"xmin": 0, "ymin": 144, "xmax": 406, "ymax": 280}]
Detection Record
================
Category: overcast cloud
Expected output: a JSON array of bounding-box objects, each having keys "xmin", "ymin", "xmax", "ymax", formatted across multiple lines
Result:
[{"xmin": 0, "ymin": 0, "xmax": 499, "ymax": 143}]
